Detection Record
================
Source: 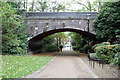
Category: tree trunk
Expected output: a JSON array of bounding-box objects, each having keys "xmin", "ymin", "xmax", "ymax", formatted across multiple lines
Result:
[
  {"xmin": 32, "ymin": 0, "xmax": 34, "ymax": 12},
  {"xmin": 98, "ymin": 0, "xmax": 101, "ymax": 11},
  {"xmin": 24, "ymin": 0, "xmax": 25, "ymax": 9},
  {"xmin": 87, "ymin": 0, "xmax": 91, "ymax": 12},
  {"xmin": 26, "ymin": 0, "xmax": 28, "ymax": 10}
]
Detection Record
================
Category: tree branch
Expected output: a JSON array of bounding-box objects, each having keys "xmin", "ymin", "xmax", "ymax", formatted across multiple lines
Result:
[{"xmin": 77, "ymin": 1, "xmax": 91, "ymax": 11}]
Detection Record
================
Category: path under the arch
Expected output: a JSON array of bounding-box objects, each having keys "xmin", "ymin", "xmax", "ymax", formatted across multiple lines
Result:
[{"xmin": 28, "ymin": 48, "xmax": 98, "ymax": 78}]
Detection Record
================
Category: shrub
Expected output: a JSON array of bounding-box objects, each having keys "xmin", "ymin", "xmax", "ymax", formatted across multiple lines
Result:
[
  {"xmin": 45, "ymin": 44, "xmax": 58, "ymax": 52},
  {"xmin": 72, "ymin": 46, "xmax": 79, "ymax": 51},
  {"xmin": 114, "ymin": 44, "xmax": 120, "ymax": 52},
  {"xmin": 80, "ymin": 44, "xmax": 89, "ymax": 53},
  {"xmin": 2, "ymin": 2, "xmax": 27, "ymax": 55},
  {"xmin": 92, "ymin": 42, "xmax": 111, "ymax": 50},
  {"xmin": 95, "ymin": 45, "xmax": 114, "ymax": 63},
  {"xmin": 93, "ymin": 42, "xmax": 120, "ymax": 65},
  {"xmin": 112, "ymin": 52, "xmax": 120, "ymax": 67},
  {"xmin": 93, "ymin": 2, "xmax": 120, "ymax": 42}
]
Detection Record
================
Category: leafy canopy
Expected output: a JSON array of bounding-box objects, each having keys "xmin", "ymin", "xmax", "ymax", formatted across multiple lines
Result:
[
  {"xmin": 93, "ymin": 2, "xmax": 120, "ymax": 43},
  {"xmin": 2, "ymin": 2, "xmax": 27, "ymax": 55}
]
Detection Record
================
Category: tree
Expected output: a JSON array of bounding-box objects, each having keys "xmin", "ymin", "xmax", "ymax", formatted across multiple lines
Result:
[
  {"xmin": 35, "ymin": 0, "xmax": 48, "ymax": 12},
  {"xmin": 57, "ymin": 32, "xmax": 67, "ymax": 45},
  {"xmin": 28, "ymin": 0, "xmax": 66, "ymax": 12},
  {"xmin": 69, "ymin": 32, "xmax": 89, "ymax": 53},
  {"xmin": 72, "ymin": 0, "xmax": 102, "ymax": 12},
  {"xmin": 93, "ymin": 2, "xmax": 120, "ymax": 43},
  {"xmin": 31, "ymin": 0, "xmax": 34, "ymax": 12},
  {"xmin": 1, "ymin": 2, "xmax": 27, "ymax": 55}
]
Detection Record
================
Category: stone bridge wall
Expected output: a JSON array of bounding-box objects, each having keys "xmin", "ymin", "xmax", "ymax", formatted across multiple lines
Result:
[{"xmin": 27, "ymin": 12, "xmax": 97, "ymax": 41}]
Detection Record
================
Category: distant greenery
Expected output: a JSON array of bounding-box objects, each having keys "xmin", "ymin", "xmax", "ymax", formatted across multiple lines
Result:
[
  {"xmin": 45, "ymin": 44, "xmax": 58, "ymax": 52},
  {"xmin": 1, "ymin": 2, "xmax": 27, "ymax": 55},
  {"xmin": 29, "ymin": 36, "xmax": 57, "ymax": 53},
  {"xmin": 29, "ymin": 32, "xmax": 67, "ymax": 53},
  {"xmin": 29, "ymin": 0, "xmax": 65, "ymax": 12},
  {"xmin": 1, "ymin": 55, "xmax": 53, "ymax": 78},
  {"xmin": 93, "ymin": 2, "xmax": 120, "ymax": 43},
  {"xmin": 69, "ymin": 32, "xmax": 92, "ymax": 54}
]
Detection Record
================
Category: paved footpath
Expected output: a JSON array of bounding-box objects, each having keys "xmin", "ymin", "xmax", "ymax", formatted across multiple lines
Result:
[{"xmin": 30, "ymin": 49, "xmax": 97, "ymax": 78}]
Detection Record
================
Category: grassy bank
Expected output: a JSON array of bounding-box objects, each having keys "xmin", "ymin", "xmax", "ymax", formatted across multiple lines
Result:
[{"xmin": 1, "ymin": 55, "xmax": 53, "ymax": 78}]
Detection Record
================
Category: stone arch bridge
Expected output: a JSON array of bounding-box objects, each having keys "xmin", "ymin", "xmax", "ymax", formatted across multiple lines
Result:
[
  {"xmin": 27, "ymin": 12, "xmax": 97, "ymax": 51},
  {"xmin": 27, "ymin": 12, "xmax": 97, "ymax": 41}
]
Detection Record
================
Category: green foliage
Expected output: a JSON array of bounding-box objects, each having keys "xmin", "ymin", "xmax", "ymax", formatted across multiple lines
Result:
[
  {"xmin": 2, "ymin": 55, "xmax": 53, "ymax": 78},
  {"xmin": 7, "ymin": 2, "xmax": 25, "ymax": 14},
  {"xmin": 29, "ymin": 32, "xmax": 68, "ymax": 53},
  {"xmin": 72, "ymin": 46, "xmax": 79, "ymax": 51},
  {"xmin": 32, "ymin": 0, "xmax": 66, "ymax": 12},
  {"xmin": 2, "ymin": 2, "xmax": 27, "ymax": 55},
  {"xmin": 73, "ymin": 0, "xmax": 101, "ymax": 12},
  {"xmin": 93, "ymin": 42, "xmax": 120, "ymax": 66},
  {"xmin": 45, "ymin": 44, "xmax": 58, "ymax": 52},
  {"xmin": 70, "ymin": 32, "xmax": 89, "ymax": 53},
  {"xmin": 92, "ymin": 42, "xmax": 110, "ymax": 50},
  {"xmin": 80, "ymin": 44, "xmax": 89, "ymax": 53},
  {"xmin": 93, "ymin": 2, "xmax": 120, "ymax": 43},
  {"xmin": 29, "ymin": 34, "xmax": 59, "ymax": 53},
  {"xmin": 113, "ymin": 52, "xmax": 120, "ymax": 66}
]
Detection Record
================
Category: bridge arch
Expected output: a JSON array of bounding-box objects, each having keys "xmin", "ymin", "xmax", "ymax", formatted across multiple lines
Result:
[
  {"xmin": 28, "ymin": 28, "xmax": 97, "ymax": 52},
  {"xmin": 27, "ymin": 12, "xmax": 98, "ymax": 52},
  {"xmin": 28, "ymin": 28, "xmax": 96, "ymax": 42}
]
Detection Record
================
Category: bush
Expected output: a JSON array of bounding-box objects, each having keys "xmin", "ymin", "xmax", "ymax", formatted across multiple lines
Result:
[
  {"xmin": 70, "ymin": 32, "xmax": 90, "ymax": 53},
  {"xmin": 112, "ymin": 52, "xmax": 120, "ymax": 67},
  {"xmin": 95, "ymin": 45, "xmax": 114, "ymax": 63},
  {"xmin": 45, "ymin": 44, "xmax": 58, "ymax": 52},
  {"xmin": 72, "ymin": 46, "xmax": 79, "ymax": 51},
  {"xmin": 92, "ymin": 42, "xmax": 110, "ymax": 50},
  {"xmin": 2, "ymin": 2, "xmax": 27, "ymax": 55},
  {"xmin": 93, "ymin": 2, "xmax": 120, "ymax": 42},
  {"xmin": 80, "ymin": 44, "xmax": 89, "ymax": 53},
  {"xmin": 93, "ymin": 42, "xmax": 120, "ymax": 65}
]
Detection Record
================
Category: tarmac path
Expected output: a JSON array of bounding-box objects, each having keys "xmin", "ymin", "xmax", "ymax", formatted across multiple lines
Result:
[{"xmin": 30, "ymin": 48, "xmax": 97, "ymax": 78}]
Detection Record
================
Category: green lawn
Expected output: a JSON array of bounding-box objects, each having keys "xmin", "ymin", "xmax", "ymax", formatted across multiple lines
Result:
[{"xmin": 1, "ymin": 55, "xmax": 53, "ymax": 78}]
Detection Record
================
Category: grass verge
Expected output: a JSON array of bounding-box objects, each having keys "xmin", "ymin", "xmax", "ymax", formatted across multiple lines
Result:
[{"xmin": 1, "ymin": 55, "xmax": 53, "ymax": 78}]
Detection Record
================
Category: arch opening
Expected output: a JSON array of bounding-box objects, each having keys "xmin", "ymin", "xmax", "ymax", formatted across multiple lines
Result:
[
  {"xmin": 28, "ymin": 28, "xmax": 99, "ymax": 53},
  {"xmin": 28, "ymin": 28, "xmax": 96, "ymax": 42}
]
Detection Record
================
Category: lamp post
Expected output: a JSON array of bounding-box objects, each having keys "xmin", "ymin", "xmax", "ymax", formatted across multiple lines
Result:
[
  {"xmin": 57, "ymin": 33, "xmax": 59, "ymax": 53},
  {"xmin": 86, "ymin": 14, "xmax": 91, "ymax": 60}
]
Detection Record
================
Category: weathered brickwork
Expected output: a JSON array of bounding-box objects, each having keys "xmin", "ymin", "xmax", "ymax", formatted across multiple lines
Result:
[{"xmin": 27, "ymin": 12, "xmax": 97, "ymax": 41}]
